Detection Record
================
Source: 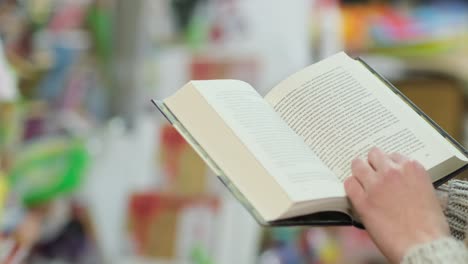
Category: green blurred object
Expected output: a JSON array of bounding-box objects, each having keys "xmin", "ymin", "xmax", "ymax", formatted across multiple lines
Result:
[
  {"xmin": 171, "ymin": 0, "xmax": 202, "ymax": 32},
  {"xmin": 370, "ymin": 37, "xmax": 465, "ymax": 57},
  {"xmin": 271, "ymin": 227, "xmax": 301, "ymax": 242},
  {"xmin": 185, "ymin": 13, "xmax": 209, "ymax": 50},
  {"xmin": 9, "ymin": 138, "xmax": 88, "ymax": 206},
  {"xmin": 190, "ymin": 244, "xmax": 214, "ymax": 264},
  {"xmin": 86, "ymin": 2, "xmax": 113, "ymax": 63}
]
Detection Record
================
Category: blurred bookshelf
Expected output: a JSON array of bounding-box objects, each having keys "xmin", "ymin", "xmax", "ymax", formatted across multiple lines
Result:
[{"xmin": 0, "ymin": 0, "xmax": 467, "ymax": 263}]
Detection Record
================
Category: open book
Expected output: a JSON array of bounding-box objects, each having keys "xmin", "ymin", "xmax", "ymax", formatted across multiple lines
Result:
[{"xmin": 152, "ymin": 52, "xmax": 468, "ymax": 227}]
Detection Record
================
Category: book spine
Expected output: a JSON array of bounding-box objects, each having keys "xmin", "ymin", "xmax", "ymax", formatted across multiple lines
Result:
[{"xmin": 159, "ymin": 102, "xmax": 267, "ymax": 225}]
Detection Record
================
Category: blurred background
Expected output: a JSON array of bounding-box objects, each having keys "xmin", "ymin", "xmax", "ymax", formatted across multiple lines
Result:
[{"xmin": 0, "ymin": 0, "xmax": 467, "ymax": 263}]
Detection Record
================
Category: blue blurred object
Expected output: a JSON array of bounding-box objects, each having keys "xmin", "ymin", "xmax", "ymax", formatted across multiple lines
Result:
[
  {"xmin": 369, "ymin": 2, "xmax": 468, "ymax": 47},
  {"xmin": 37, "ymin": 43, "xmax": 80, "ymax": 104}
]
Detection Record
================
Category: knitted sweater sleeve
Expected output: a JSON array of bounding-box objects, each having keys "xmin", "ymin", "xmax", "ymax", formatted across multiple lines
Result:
[
  {"xmin": 401, "ymin": 237, "xmax": 468, "ymax": 264},
  {"xmin": 401, "ymin": 180, "xmax": 468, "ymax": 264},
  {"xmin": 442, "ymin": 180, "xmax": 468, "ymax": 240}
]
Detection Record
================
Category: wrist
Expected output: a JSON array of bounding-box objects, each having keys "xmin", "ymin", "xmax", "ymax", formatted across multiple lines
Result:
[
  {"xmin": 397, "ymin": 225, "xmax": 450, "ymax": 262},
  {"xmin": 401, "ymin": 237, "xmax": 468, "ymax": 264},
  {"xmin": 436, "ymin": 186, "xmax": 449, "ymax": 209}
]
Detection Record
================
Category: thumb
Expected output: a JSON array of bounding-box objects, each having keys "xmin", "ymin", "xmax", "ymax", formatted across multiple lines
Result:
[{"xmin": 345, "ymin": 176, "xmax": 368, "ymax": 215}]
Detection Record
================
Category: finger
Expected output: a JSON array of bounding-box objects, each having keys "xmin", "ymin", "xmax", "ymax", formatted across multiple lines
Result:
[
  {"xmin": 344, "ymin": 176, "xmax": 367, "ymax": 212},
  {"xmin": 403, "ymin": 159, "xmax": 431, "ymax": 184},
  {"xmin": 351, "ymin": 158, "xmax": 376, "ymax": 190},
  {"xmin": 389, "ymin": 152, "xmax": 408, "ymax": 165},
  {"xmin": 368, "ymin": 147, "xmax": 393, "ymax": 172}
]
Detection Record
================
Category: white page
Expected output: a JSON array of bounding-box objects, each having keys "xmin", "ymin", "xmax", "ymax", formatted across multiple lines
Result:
[
  {"xmin": 266, "ymin": 52, "xmax": 455, "ymax": 181},
  {"xmin": 193, "ymin": 80, "xmax": 344, "ymax": 202}
]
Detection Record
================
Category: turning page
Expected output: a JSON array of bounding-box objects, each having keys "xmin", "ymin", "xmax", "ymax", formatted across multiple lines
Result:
[
  {"xmin": 265, "ymin": 52, "xmax": 459, "ymax": 182},
  {"xmin": 192, "ymin": 80, "xmax": 344, "ymax": 202}
]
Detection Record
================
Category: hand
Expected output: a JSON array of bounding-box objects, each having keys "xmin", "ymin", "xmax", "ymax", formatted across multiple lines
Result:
[{"xmin": 344, "ymin": 148, "xmax": 450, "ymax": 263}]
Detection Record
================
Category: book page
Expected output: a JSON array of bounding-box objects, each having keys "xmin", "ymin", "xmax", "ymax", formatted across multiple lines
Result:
[
  {"xmin": 192, "ymin": 80, "xmax": 344, "ymax": 202},
  {"xmin": 265, "ymin": 52, "xmax": 457, "ymax": 182}
]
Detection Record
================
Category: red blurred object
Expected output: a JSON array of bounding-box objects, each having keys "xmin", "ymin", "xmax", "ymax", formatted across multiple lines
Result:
[
  {"xmin": 160, "ymin": 124, "xmax": 186, "ymax": 183},
  {"xmin": 127, "ymin": 192, "xmax": 219, "ymax": 258}
]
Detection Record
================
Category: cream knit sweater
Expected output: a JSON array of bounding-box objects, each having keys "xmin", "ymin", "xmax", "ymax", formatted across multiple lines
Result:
[{"xmin": 401, "ymin": 180, "xmax": 468, "ymax": 264}]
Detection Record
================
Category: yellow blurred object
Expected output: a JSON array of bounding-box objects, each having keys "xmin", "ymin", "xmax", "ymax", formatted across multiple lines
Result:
[
  {"xmin": 395, "ymin": 76, "xmax": 465, "ymax": 141},
  {"xmin": 26, "ymin": 0, "xmax": 54, "ymax": 26},
  {"xmin": 341, "ymin": 4, "xmax": 386, "ymax": 52},
  {"xmin": 320, "ymin": 239, "xmax": 341, "ymax": 264},
  {"xmin": 0, "ymin": 171, "xmax": 8, "ymax": 220}
]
